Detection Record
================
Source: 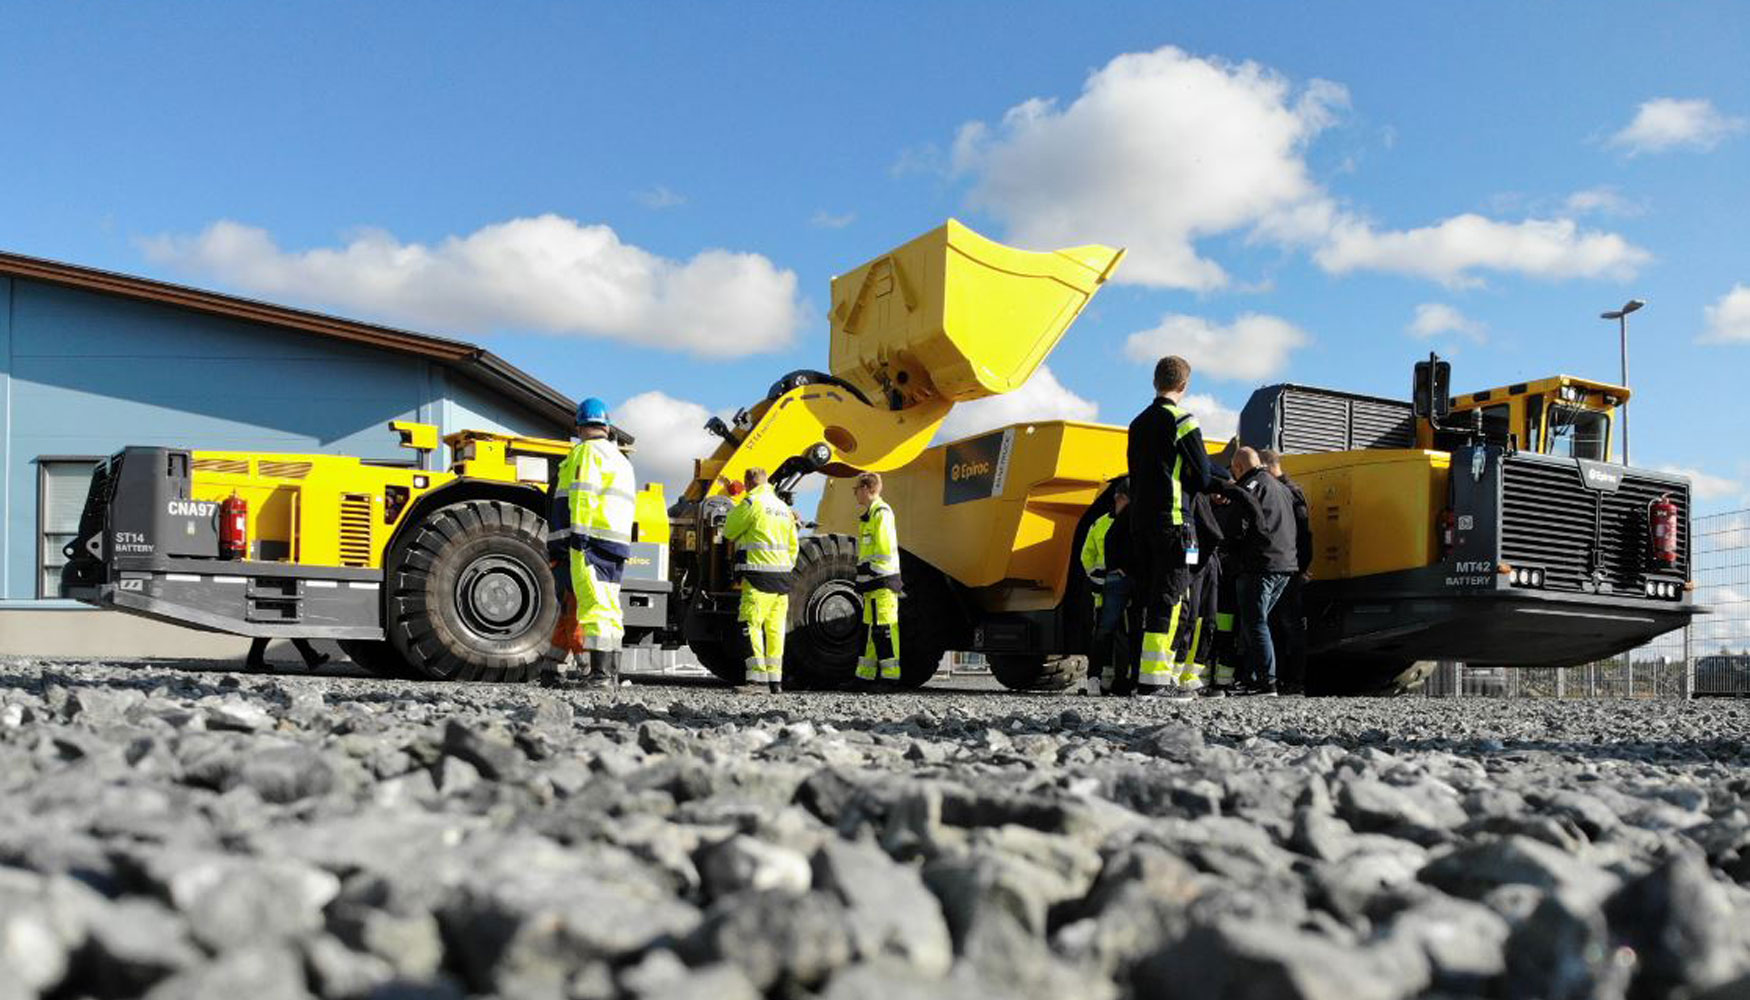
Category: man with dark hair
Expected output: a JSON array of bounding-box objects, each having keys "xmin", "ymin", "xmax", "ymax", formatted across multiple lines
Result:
[
  {"xmin": 1261, "ymin": 449, "xmax": 1312, "ymax": 694},
  {"xmin": 1126, "ymin": 355, "xmax": 1213, "ymax": 698},
  {"xmin": 1223, "ymin": 447, "xmax": 1297, "ymax": 696}
]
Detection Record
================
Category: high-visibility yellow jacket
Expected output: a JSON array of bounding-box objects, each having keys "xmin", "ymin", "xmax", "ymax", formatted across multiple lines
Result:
[
  {"xmin": 1080, "ymin": 512, "xmax": 1114, "ymax": 586},
  {"xmin": 549, "ymin": 438, "xmax": 637, "ymax": 574},
  {"xmin": 724, "ymin": 483, "xmax": 799, "ymax": 593},
  {"xmin": 857, "ymin": 497, "xmax": 901, "ymax": 592}
]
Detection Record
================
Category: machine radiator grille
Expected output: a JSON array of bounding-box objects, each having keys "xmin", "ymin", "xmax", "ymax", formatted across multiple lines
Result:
[
  {"xmin": 1351, "ymin": 400, "xmax": 1417, "ymax": 449},
  {"xmin": 1278, "ymin": 389, "xmax": 1416, "ymax": 453},
  {"xmin": 257, "ymin": 461, "xmax": 313, "ymax": 479},
  {"xmin": 338, "ymin": 494, "xmax": 374, "ymax": 567},
  {"xmin": 193, "ymin": 458, "xmax": 249, "ymax": 475},
  {"xmin": 1498, "ymin": 457, "xmax": 1690, "ymax": 594}
]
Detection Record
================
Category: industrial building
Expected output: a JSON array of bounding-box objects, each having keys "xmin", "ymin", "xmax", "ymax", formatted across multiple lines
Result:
[{"xmin": 0, "ymin": 251, "xmax": 573, "ymax": 658}]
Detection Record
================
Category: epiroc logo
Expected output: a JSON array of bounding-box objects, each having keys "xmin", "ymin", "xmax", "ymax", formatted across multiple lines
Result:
[
  {"xmin": 1577, "ymin": 460, "xmax": 1623, "ymax": 492},
  {"xmin": 943, "ymin": 429, "xmax": 1014, "ymax": 506}
]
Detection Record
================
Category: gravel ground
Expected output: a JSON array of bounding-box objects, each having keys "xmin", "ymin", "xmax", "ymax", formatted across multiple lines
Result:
[{"xmin": 4, "ymin": 656, "xmax": 1750, "ymax": 1000}]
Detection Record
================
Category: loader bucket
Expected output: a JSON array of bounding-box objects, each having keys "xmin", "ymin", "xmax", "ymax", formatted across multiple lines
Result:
[{"xmin": 829, "ymin": 219, "xmax": 1124, "ymax": 409}]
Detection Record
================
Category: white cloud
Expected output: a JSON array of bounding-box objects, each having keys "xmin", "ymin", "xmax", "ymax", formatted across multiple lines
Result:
[
  {"xmin": 140, "ymin": 215, "xmax": 807, "ymax": 358},
  {"xmin": 1608, "ymin": 98, "xmax": 1746, "ymax": 154},
  {"xmin": 1122, "ymin": 313, "xmax": 1309, "ymax": 381},
  {"xmin": 1701, "ymin": 284, "xmax": 1750, "ymax": 344},
  {"xmin": 1407, "ymin": 303, "xmax": 1487, "ymax": 343},
  {"xmin": 1657, "ymin": 465, "xmax": 1743, "ymax": 502},
  {"xmin": 1181, "ymin": 393, "xmax": 1240, "ymax": 443},
  {"xmin": 948, "ymin": 45, "xmax": 1650, "ymax": 291},
  {"xmin": 1562, "ymin": 186, "xmax": 1643, "ymax": 217},
  {"xmin": 615, "ymin": 391, "xmax": 723, "ymax": 499},
  {"xmin": 936, "ymin": 364, "xmax": 1097, "ymax": 442},
  {"xmin": 810, "ymin": 210, "xmax": 856, "ymax": 229},
  {"xmin": 951, "ymin": 46, "xmax": 1345, "ymax": 290},
  {"xmin": 1315, "ymin": 214, "xmax": 1650, "ymax": 287},
  {"xmin": 634, "ymin": 185, "xmax": 687, "ymax": 209}
]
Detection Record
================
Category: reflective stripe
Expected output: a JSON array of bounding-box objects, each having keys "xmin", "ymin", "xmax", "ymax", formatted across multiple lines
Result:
[
  {"xmin": 569, "ymin": 524, "xmax": 632, "ymax": 545},
  {"xmin": 739, "ymin": 542, "xmax": 790, "ymax": 553},
  {"xmin": 568, "ymin": 482, "xmax": 638, "ymax": 504},
  {"xmin": 1215, "ymin": 612, "xmax": 1235, "ymax": 632},
  {"xmin": 737, "ymin": 562, "xmax": 797, "ymax": 573}
]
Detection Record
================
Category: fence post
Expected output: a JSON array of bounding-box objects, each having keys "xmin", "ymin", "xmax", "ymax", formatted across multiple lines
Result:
[{"xmin": 1683, "ymin": 624, "xmax": 1693, "ymax": 701}]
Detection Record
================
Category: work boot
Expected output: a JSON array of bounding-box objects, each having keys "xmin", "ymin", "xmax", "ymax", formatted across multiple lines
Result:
[
  {"xmin": 581, "ymin": 650, "xmax": 619, "ymax": 690},
  {"xmin": 768, "ymin": 681, "xmax": 783, "ymax": 694},
  {"xmin": 539, "ymin": 653, "xmax": 572, "ymax": 688}
]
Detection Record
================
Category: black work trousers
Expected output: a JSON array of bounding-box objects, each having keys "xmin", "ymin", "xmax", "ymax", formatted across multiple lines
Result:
[
  {"xmin": 1131, "ymin": 525, "xmax": 1191, "ymax": 688},
  {"xmin": 1270, "ymin": 575, "xmax": 1308, "ymax": 690}
]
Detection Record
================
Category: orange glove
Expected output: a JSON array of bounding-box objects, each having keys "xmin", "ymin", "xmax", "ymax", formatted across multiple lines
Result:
[{"xmin": 550, "ymin": 592, "xmax": 583, "ymax": 653}]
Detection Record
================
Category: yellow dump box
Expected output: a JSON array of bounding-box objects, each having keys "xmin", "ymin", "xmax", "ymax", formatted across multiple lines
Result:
[
  {"xmin": 828, "ymin": 220, "xmax": 1124, "ymax": 409},
  {"xmin": 819, "ymin": 420, "xmax": 1127, "ymax": 613}
]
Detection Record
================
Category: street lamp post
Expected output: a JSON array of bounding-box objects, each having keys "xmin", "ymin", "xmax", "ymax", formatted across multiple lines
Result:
[{"xmin": 1599, "ymin": 299, "xmax": 1645, "ymax": 465}]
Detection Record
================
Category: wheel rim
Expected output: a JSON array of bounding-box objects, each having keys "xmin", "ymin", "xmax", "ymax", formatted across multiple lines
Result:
[
  {"xmin": 453, "ymin": 554, "xmax": 541, "ymax": 641},
  {"xmin": 807, "ymin": 581, "xmax": 863, "ymax": 644}
]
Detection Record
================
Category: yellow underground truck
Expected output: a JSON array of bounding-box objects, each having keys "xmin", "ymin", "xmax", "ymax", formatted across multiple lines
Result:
[
  {"xmin": 59, "ymin": 221, "xmax": 1129, "ymax": 688},
  {"xmin": 837, "ymin": 361, "xmax": 1700, "ymax": 694}
]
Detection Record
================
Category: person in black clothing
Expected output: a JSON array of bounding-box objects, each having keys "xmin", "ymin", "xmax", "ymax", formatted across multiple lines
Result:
[
  {"xmin": 1172, "ymin": 490, "xmax": 1228, "ymax": 695},
  {"xmin": 1126, "ymin": 355, "xmax": 1214, "ymax": 697},
  {"xmin": 1222, "ymin": 447, "xmax": 1298, "ymax": 696},
  {"xmin": 1084, "ymin": 479, "xmax": 1134, "ymax": 696},
  {"xmin": 1261, "ymin": 449, "xmax": 1313, "ymax": 694}
]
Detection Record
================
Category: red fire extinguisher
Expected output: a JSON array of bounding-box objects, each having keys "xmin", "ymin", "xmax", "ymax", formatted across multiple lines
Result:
[
  {"xmin": 1648, "ymin": 494, "xmax": 1679, "ymax": 566},
  {"xmin": 220, "ymin": 492, "xmax": 248, "ymax": 560}
]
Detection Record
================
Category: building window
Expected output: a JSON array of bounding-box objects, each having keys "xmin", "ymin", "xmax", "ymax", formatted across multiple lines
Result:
[{"xmin": 39, "ymin": 459, "xmax": 101, "ymax": 598}]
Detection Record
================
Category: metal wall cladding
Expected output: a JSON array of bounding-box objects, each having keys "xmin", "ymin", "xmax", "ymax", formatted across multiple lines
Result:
[
  {"xmin": 1279, "ymin": 389, "xmax": 1416, "ymax": 454},
  {"xmin": 1498, "ymin": 455, "xmax": 1690, "ymax": 594}
]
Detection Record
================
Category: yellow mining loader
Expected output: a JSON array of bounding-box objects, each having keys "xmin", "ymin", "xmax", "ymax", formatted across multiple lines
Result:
[{"xmin": 62, "ymin": 221, "xmax": 1129, "ymax": 687}]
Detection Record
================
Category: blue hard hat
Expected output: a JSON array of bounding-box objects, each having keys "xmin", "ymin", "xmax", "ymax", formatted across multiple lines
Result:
[{"xmin": 576, "ymin": 397, "xmax": 611, "ymax": 427}]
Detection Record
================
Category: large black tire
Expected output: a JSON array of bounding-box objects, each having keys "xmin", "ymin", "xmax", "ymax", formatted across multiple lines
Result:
[
  {"xmin": 385, "ymin": 500, "xmax": 559, "ymax": 682},
  {"xmin": 337, "ymin": 639, "xmax": 418, "ymax": 679},
  {"xmin": 1307, "ymin": 655, "xmax": 1435, "ymax": 696},
  {"xmin": 688, "ymin": 638, "xmax": 746, "ymax": 684},
  {"xmin": 892, "ymin": 551, "xmax": 957, "ymax": 689},
  {"xmin": 784, "ymin": 534, "xmax": 863, "ymax": 689},
  {"xmin": 989, "ymin": 653, "xmax": 1088, "ymax": 692}
]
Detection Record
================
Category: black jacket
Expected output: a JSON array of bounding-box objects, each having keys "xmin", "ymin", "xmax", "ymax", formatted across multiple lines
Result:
[
  {"xmin": 1277, "ymin": 474, "xmax": 1313, "ymax": 575},
  {"xmin": 1224, "ymin": 468, "xmax": 1298, "ymax": 574},
  {"xmin": 1104, "ymin": 506, "xmax": 1133, "ymax": 575},
  {"xmin": 1126, "ymin": 397, "xmax": 1213, "ymax": 535}
]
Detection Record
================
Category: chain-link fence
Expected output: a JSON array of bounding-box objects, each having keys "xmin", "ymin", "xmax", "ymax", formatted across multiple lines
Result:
[{"xmin": 1421, "ymin": 509, "xmax": 1750, "ymax": 699}]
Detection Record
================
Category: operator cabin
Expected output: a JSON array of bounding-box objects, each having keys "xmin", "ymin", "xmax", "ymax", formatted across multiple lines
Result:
[{"xmin": 0, "ymin": 251, "xmax": 573, "ymax": 657}]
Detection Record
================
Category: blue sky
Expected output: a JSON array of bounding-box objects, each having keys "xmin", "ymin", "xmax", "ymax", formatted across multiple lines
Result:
[{"xmin": 4, "ymin": 2, "xmax": 1748, "ymax": 507}]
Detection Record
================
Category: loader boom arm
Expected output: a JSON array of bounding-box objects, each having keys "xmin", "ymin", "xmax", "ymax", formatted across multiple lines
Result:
[{"xmin": 683, "ymin": 219, "xmax": 1124, "ymax": 500}]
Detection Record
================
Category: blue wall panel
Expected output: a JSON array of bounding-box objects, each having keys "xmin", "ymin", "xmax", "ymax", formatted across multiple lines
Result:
[
  {"xmin": 1, "ymin": 279, "xmax": 563, "ymax": 601},
  {"xmin": 1, "ymin": 278, "xmax": 12, "ymax": 597}
]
